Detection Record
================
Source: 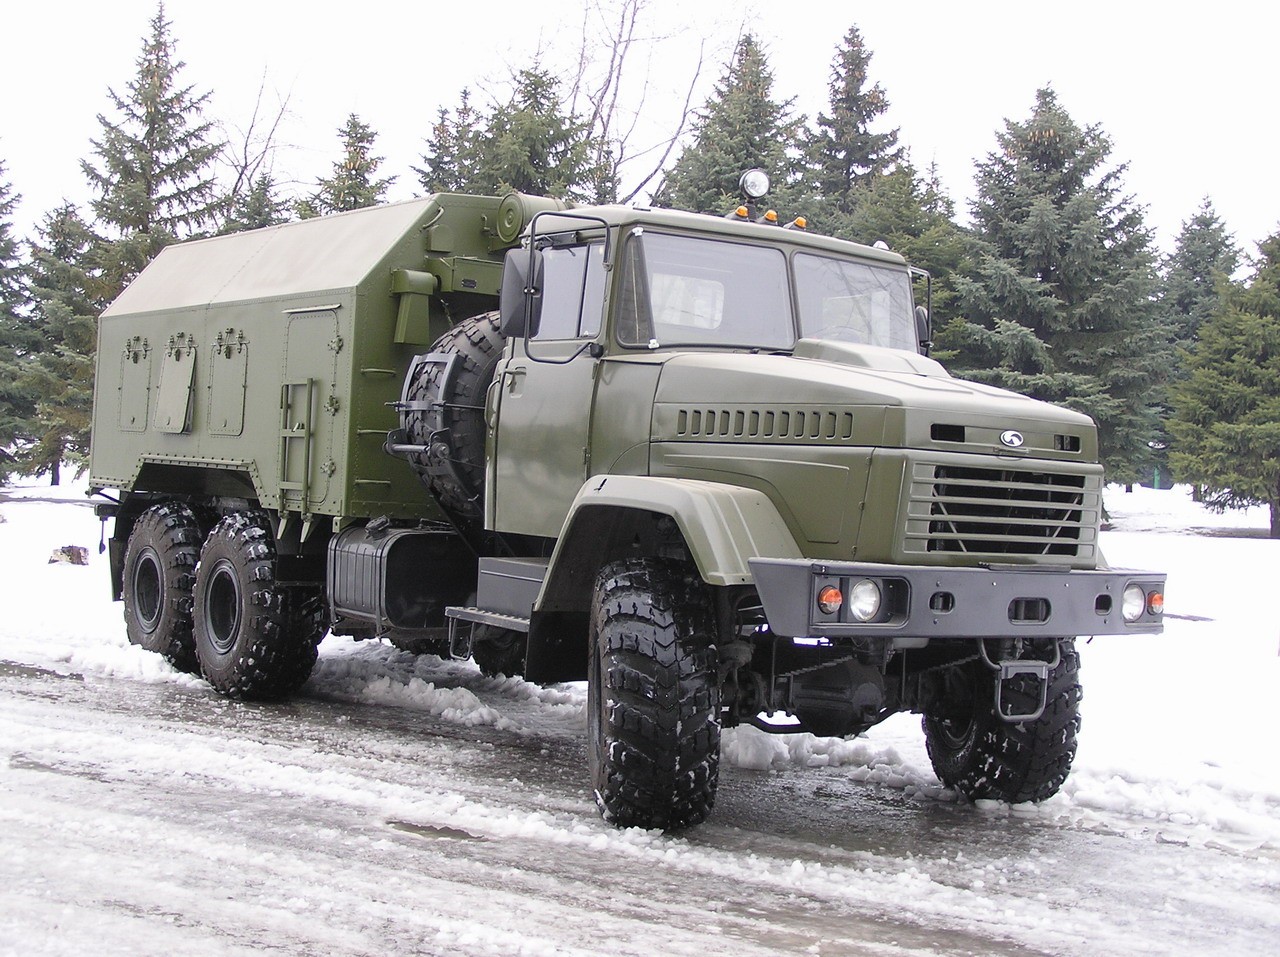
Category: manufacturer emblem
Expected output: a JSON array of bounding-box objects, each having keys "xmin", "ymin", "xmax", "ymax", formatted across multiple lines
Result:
[{"xmin": 999, "ymin": 430, "xmax": 1025, "ymax": 448}]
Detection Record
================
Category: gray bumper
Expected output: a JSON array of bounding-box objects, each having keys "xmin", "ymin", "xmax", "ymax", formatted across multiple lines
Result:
[{"xmin": 748, "ymin": 558, "xmax": 1165, "ymax": 648}]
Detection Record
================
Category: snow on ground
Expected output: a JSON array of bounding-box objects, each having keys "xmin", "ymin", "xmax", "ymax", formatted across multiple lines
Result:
[
  {"xmin": 1, "ymin": 480, "xmax": 1278, "ymax": 955},
  {"xmin": 1, "ymin": 479, "xmax": 1277, "ymax": 854}
]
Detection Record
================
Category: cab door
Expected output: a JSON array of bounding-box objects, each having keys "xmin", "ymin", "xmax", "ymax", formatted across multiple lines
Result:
[{"xmin": 490, "ymin": 243, "xmax": 607, "ymax": 538}]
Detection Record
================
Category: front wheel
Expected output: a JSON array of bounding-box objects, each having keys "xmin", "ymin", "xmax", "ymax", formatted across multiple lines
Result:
[
  {"xmin": 923, "ymin": 639, "xmax": 1082, "ymax": 803},
  {"xmin": 588, "ymin": 558, "xmax": 720, "ymax": 830},
  {"xmin": 192, "ymin": 512, "xmax": 321, "ymax": 699}
]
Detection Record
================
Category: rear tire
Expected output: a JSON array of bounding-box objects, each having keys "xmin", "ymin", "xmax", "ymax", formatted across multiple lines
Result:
[
  {"xmin": 923, "ymin": 639, "xmax": 1082, "ymax": 803},
  {"xmin": 192, "ymin": 511, "xmax": 321, "ymax": 699},
  {"xmin": 121, "ymin": 503, "xmax": 203, "ymax": 672},
  {"xmin": 589, "ymin": 558, "xmax": 720, "ymax": 830}
]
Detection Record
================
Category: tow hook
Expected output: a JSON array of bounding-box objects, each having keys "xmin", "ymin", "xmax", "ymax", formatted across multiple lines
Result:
[{"xmin": 978, "ymin": 640, "xmax": 1061, "ymax": 722}]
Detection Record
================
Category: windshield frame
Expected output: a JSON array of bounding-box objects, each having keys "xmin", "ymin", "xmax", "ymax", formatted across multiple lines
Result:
[{"xmin": 611, "ymin": 226, "xmax": 918, "ymax": 354}]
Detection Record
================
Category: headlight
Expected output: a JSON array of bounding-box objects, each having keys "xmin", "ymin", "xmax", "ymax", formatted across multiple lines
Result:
[
  {"xmin": 848, "ymin": 579, "xmax": 883, "ymax": 622},
  {"xmin": 1122, "ymin": 584, "xmax": 1147, "ymax": 622}
]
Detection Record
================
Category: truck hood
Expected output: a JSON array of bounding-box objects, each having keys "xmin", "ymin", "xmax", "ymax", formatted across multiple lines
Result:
[{"xmin": 649, "ymin": 339, "xmax": 1098, "ymax": 461}]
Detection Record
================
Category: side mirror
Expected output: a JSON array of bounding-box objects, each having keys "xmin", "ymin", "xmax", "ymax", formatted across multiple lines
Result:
[
  {"xmin": 499, "ymin": 247, "xmax": 543, "ymax": 338},
  {"xmin": 915, "ymin": 305, "xmax": 932, "ymax": 356}
]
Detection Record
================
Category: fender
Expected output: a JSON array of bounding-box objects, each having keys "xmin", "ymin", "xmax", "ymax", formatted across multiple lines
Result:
[
  {"xmin": 546, "ymin": 474, "xmax": 802, "ymax": 595},
  {"xmin": 522, "ymin": 475, "xmax": 803, "ymax": 683}
]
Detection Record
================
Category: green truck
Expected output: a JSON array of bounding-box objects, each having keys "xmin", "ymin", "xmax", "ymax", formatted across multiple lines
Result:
[{"xmin": 89, "ymin": 180, "xmax": 1165, "ymax": 830}]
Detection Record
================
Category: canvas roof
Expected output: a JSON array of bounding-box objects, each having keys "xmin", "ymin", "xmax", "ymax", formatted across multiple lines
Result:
[{"xmin": 102, "ymin": 198, "xmax": 436, "ymax": 317}]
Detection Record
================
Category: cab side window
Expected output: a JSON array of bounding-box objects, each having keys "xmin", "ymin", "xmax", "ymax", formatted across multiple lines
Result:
[{"xmin": 534, "ymin": 243, "xmax": 606, "ymax": 340}]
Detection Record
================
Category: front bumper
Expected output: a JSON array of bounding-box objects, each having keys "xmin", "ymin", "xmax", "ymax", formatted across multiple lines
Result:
[{"xmin": 749, "ymin": 558, "xmax": 1165, "ymax": 649}]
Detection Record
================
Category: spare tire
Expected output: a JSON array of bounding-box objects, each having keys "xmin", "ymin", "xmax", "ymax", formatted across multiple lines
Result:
[{"xmin": 400, "ymin": 312, "xmax": 504, "ymax": 533}]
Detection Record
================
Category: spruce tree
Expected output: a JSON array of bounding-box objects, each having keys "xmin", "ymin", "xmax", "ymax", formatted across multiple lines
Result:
[
  {"xmin": 414, "ymin": 91, "xmax": 484, "ymax": 194},
  {"xmin": 20, "ymin": 204, "xmax": 104, "ymax": 484},
  {"xmin": 653, "ymin": 35, "xmax": 805, "ymax": 215},
  {"xmin": 80, "ymin": 3, "xmax": 223, "ymax": 301},
  {"xmin": 0, "ymin": 161, "xmax": 37, "ymax": 482},
  {"xmin": 220, "ymin": 172, "xmax": 289, "ymax": 233},
  {"xmin": 809, "ymin": 25, "xmax": 902, "ymax": 213},
  {"xmin": 1161, "ymin": 199, "xmax": 1240, "ymax": 349},
  {"xmin": 836, "ymin": 161, "xmax": 966, "ymax": 331},
  {"xmin": 297, "ymin": 113, "xmax": 395, "ymax": 219},
  {"xmin": 937, "ymin": 88, "xmax": 1167, "ymax": 481},
  {"xmin": 1169, "ymin": 233, "xmax": 1280, "ymax": 537},
  {"xmin": 475, "ymin": 68, "xmax": 601, "ymax": 201}
]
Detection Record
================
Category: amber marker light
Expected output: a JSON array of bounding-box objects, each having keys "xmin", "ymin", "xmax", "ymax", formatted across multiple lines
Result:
[
  {"xmin": 794, "ymin": 216, "xmax": 807, "ymax": 229},
  {"xmin": 732, "ymin": 206, "xmax": 750, "ymax": 219},
  {"xmin": 763, "ymin": 209, "xmax": 778, "ymax": 223},
  {"xmin": 817, "ymin": 585, "xmax": 843, "ymax": 615}
]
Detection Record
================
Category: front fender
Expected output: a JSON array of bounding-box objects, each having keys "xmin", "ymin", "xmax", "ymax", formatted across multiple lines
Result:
[{"xmin": 548, "ymin": 475, "xmax": 801, "ymax": 593}]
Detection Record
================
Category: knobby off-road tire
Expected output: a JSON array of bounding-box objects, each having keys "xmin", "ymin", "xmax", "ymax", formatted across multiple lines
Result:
[
  {"xmin": 471, "ymin": 624, "xmax": 528, "ymax": 678},
  {"xmin": 589, "ymin": 558, "xmax": 721, "ymax": 830},
  {"xmin": 403, "ymin": 312, "xmax": 504, "ymax": 532},
  {"xmin": 122, "ymin": 503, "xmax": 203, "ymax": 672},
  {"xmin": 923, "ymin": 639, "xmax": 1082, "ymax": 803},
  {"xmin": 192, "ymin": 511, "xmax": 324, "ymax": 699}
]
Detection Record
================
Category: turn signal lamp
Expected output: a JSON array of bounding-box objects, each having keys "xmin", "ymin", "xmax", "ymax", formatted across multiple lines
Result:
[
  {"xmin": 816, "ymin": 585, "xmax": 843, "ymax": 615},
  {"xmin": 1147, "ymin": 591, "xmax": 1164, "ymax": 616}
]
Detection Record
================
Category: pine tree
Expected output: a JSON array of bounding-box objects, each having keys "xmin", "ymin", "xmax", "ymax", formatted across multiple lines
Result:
[
  {"xmin": 80, "ymin": 2, "xmax": 223, "ymax": 301},
  {"xmin": 809, "ymin": 25, "xmax": 902, "ymax": 213},
  {"xmin": 1169, "ymin": 232, "xmax": 1280, "ymax": 537},
  {"xmin": 220, "ymin": 172, "xmax": 289, "ymax": 233},
  {"xmin": 475, "ymin": 68, "xmax": 601, "ymax": 201},
  {"xmin": 414, "ymin": 90, "xmax": 484, "ymax": 194},
  {"xmin": 298, "ymin": 114, "xmax": 395, "ymax": 219},
  {"xmin": 830, "ymin": 161, "xmax": 966, "ymax": 332},
  {"xmin": 0, "ymin": 161, "xmax": 38, "ymax": 482},
  {"xmin": 653, "ymin": 35, "xmax": 805, "ymax": 215},
  {"xmin": 937, "ymin": 88, "xmax": 1167, "ymax": 481},
  {"xmin": 1161, "ymin": 199, "xmax": 1240, "ymax": 349},
  {"xmin": 20, "ymin": 204, "xmax": 104, "ymax": 484}
]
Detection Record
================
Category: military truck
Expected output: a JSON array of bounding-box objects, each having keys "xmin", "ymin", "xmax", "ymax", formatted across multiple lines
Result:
[{"xmin": 89, "ymin": 177, "xmax": 1165, "ymax": 830}]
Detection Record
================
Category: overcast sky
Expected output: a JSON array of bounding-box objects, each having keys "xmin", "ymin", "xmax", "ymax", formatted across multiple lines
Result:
[{"xmin": 4, "ymin": 1, "xmax": 1276, "ymax": 261}]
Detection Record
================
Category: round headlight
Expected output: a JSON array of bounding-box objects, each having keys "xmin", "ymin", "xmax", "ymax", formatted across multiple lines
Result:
[
  {"xmin": 1121, "ymin": 584, "xmax": 1146, "ymax": 622},
  {"xmin": 848, "ymin": 579, "xmax": 883, "ymax": 623},
  {"xmin": 739, "ymin": 168, "xmax": 770, "ymax": 199}
]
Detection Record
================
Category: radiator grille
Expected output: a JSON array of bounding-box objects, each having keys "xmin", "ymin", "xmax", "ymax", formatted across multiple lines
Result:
[{"xmin": 910, "ymin": 464, "xmax": 1091, "ymax": 557}]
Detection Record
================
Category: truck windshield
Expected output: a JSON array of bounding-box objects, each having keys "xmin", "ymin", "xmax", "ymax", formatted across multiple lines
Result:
[
  {"xmin": 616, "ymin": 231, "xmax": 794, "ymax": 349},
  {"xmin": 794, "ymin": 253, "xmax": 916, "ymax": 351},
  {"xmin": 615, "ymin": 230, "xmax": 916, "ymax": 352}
]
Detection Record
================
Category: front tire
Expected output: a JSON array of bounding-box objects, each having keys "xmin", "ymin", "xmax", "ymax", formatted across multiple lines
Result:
[
  {"xmin": 121, "ymin": 503, "xmax": 203, "ymax": 672},
  {"xmin": 589, "ymin": 558, "xmax": 720, "ymax": 830},
  {"xmin": 192, "ymin": 512, "xmax": 321, "ymax": 699},
  {"xmin": 923, "ymin": 639, "xmax": 1082, "ymax": 803}
]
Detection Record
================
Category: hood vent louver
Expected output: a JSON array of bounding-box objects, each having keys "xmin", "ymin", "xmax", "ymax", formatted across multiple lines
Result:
[{"xmin": 674, "ymin": 407, "xmax": 855, "ymax": 443}]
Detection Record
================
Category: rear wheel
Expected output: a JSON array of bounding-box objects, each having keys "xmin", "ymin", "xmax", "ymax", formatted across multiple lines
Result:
[
  {"xmin": 923, "ymin": 639, "xmax": 1082, "ymax": 803},
  {"xmin": 193, "ymin": 511, "xmax": 321, "ymax": 699},
  {"xmin": 121, "ymin": 503, "xmax": 203, "ymax": 672},
  {"xmin": 588, "ymin": 558, "xmax": 720, "ymax": 830}
]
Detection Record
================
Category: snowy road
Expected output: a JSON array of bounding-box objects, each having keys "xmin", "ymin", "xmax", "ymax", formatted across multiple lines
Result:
[{"xmin": 2, "ymin": 484, "xmax": 1279, "ymax": 955}]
